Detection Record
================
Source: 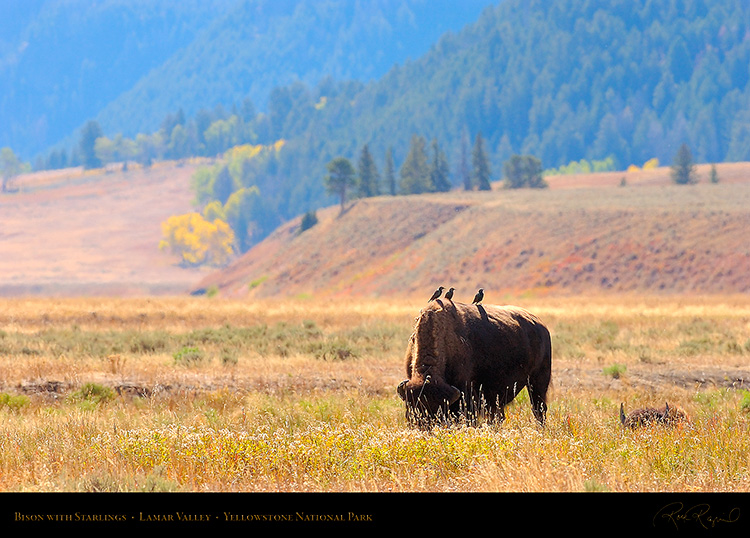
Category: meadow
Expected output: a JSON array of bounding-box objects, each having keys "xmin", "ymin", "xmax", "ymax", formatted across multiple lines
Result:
[{"xmin": 0, "ymin": 294, "xmax": 749, "ymax": 492}]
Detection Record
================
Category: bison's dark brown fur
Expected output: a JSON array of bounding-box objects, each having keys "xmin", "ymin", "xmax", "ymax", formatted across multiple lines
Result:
[
  {"xmin": 397, "ymin": 300, "xmax": 552, "ymax": 427},
  {"xmin": 619, "ymin": 402, "xmax": 690, "ymax": 429}
]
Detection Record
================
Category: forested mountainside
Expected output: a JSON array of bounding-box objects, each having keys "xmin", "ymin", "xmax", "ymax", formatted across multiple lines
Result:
[
  {"xmin": 9, "ymin": 0, "xmax": 750, "ymax": 259},
  {"xmin": 267, "ymin": 0, "xmax": 750, "ymax": 183},
  {"xmin": 0, "ymin": 0, "xmax": 228, "ymax": 158},
  {"xmin": 0, "ymin": 0, "xmax": 493, "ymax": 159},
  {"xmin": 180, "ymin": 0, "xmax": 750, "ymax": 249}
]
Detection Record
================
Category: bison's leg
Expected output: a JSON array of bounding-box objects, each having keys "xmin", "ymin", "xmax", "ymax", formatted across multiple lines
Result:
[{"xmin": 527, "ymin": 370, "xmax": 551, "ymax": 426}]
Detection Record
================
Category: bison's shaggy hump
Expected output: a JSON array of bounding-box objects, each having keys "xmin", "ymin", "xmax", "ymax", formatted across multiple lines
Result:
[
  {"xmin": 397, "ymin": 300, "xmax": 552, "ymax": 427},
  {"xmin": 619, "ymin": 402, "xmax": 690, "ymax": 429}
]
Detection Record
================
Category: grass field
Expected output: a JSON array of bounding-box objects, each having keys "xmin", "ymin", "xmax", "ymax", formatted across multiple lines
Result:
[{"xmin": 1, "ymin": 294, "xmax": 749, "ymax": 492}]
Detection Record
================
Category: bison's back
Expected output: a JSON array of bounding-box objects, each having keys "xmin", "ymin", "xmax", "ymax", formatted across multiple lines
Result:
[
  {"xmin": 456, "ymin": 303, "xmax": 551, "ymax": 368},
  {"xmin": 413, "ymin": 301, "xmax": 551, "ymax": 382}
]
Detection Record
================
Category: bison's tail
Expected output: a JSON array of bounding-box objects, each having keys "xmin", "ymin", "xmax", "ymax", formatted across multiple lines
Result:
[{"xmin": 619, "ymin": 402, "xmax": 626, "ymax": 425}]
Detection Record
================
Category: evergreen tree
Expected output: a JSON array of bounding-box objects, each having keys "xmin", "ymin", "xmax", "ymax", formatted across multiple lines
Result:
[
  {"xmin": 471, "ymin": 132, "xmax": 492, "ymax": 191},
  {"xmin": 160, "ymin": 108, "xmax": 185, "ymax": 139},
  {"xmin": 299, "ymin": 210, "xmax": 318, "ymax": 233},
  {"xmin": 356, "ymin": 144, "xmax": 380, "ymax": 198},
  {"xmin": 212, "ymin": 165, "xmax": 235, "ymax": 204},
  {"xmin": 79, "ymin": 120, "xmax": 103, "ymax": 169},
  {"xmin": 324, "ymin": 157, "xmax": 357, "ymax": 213},
  {"xmin": 429, "ymin": 138, "xmax": 451, "ymax": 192},
  {"xmin": 240, "ymin": 97, "xmax": 257, "ymax": 123},
  {"xmin": 671, "ymin": 143, "xmax": 697, "ymax": 185},
  {"xmin": 384, "ymin": 146, "xmax": 396, "ymax": 196},
  {"xmin": 503, "ymin": 154, "xmax": 546, "ymax": 189},
  {"xmin": 458, "ymin": 130, "xmax": 471, "ymax": 191},
  {"xmin": 399, "ymin": 134, "xmax": 432, "ymax": 194},
  {"xmin": 710, "ymin": 163, "xmax": 719, "ymax": 184}
]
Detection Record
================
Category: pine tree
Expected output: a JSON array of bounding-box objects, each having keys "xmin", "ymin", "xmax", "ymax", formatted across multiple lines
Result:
[
  {"xmin": 324, "ymin": 157, "xmax": 357, "ymax": 213},
  {"xmin": 709, "ymin": 163, "xmax": 719, "ymax": 184},
  {"xmin": 399, "ymin": 134, "xmax": 432, "ymax": 194},
  {"xmin": 384, "ymin": 146, "xmax": 396, "ymax": 196},
  {"xmin": 671, "ymin": 143, "xmax": 697, "ymax": 185},
  {"xmin": 503, "ymin": 154, "xmax": 546, "ymax": 189},
  {"xmin": 471, "ymin": 132, "xmax": 492, "ymax": 191},
  {"xmin": 356, "ymin": 144, "xmax": 380, "ymax": 198},
  {"xmin": 429, "ymin": 138, "xmax": 452, "ymax": 192},
  {"xmin": 79, "ymin": 120, "xmax": 103, "ymax": 169},
  {"xmin": 458, "ymin": 131, "xmax": 471, "ymax": 191},
  {"xmin": 211, "ymin": 165, "xmax": 235, "ymax": 204},
  {"xmin": 299, "ymin": 210, "xmax": 318, "ymax": 233}
]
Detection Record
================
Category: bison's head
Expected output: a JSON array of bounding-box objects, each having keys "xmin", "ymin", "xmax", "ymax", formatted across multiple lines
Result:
[{"xmin": 397, "ymin": 375, "xmax": 462, "ymax": 426}]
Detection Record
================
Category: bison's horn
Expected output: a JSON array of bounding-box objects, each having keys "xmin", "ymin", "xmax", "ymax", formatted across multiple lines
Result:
[
  {"xmin": 448, "ymin": 385, "xmax": 462, "ymax": 405},
  {"xmin": 397, "ymin": 380, "xmax": 408, "ymax": 401},
  {"xmin": 619, "ymin": 402, "xmax": 626, "ymax": 424}
]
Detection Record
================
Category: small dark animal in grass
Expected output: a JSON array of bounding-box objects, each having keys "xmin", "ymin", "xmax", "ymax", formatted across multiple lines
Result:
[
  {"xmin": 397, "ymin": 300, "xmax": 552, "ymax": 427},
  {"xmin": 619, "ymin": 402, "xmax": 689, "ymax": 429},
  {"xmin": 472, "ymin": 288, "xmax": 484, "ymax": 304},
  {"xmin": 444, "ymin": 287, "xmax": 455, "ymax": 301},
  {"xmin": 428, "ymin": 286, "xmax": 444, "ymax": 302}
]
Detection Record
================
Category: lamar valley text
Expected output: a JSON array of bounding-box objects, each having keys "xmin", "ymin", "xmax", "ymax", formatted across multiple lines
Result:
[{"xmin": 16, "ymin": 512, "xmax": 374, "ymax": 523}]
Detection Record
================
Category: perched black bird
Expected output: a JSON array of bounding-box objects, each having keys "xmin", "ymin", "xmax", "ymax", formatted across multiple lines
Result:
[
  {"xmin": 472, "ymin": 288, "xmax": 484, "ymax": 305},
  {"xmin": 444, "ymin": 287, "xmax": 455, "ymax": 300},
  {"xmin": 428, "ymin": 286, "xmax": 444, "ymax": 302}
]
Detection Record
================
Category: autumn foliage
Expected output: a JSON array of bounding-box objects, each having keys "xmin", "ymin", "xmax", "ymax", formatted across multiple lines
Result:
[{"xmin": 159, "ymin": 212, "xmax": 235, "ymax": 267}]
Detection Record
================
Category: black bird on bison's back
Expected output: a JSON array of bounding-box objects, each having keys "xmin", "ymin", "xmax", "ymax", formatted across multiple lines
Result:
[
  {"xmin": 472, "ymin": 288, "xmax": 484, "ymax": 304},
  {"xmin": 428, "ymin": 286, "xmax": 444, "ymax": 302},
  {"xmin": 444, "ymin": 287, "xmax": 455, "ymax": 300}
]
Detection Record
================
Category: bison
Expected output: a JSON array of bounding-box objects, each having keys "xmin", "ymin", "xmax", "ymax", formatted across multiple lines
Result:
[
  {"xmin": 619, "ymin": 402, "xmax": 690, "ymax": 429},
  {"xmin": 397, "ymin": 300, "xmax": 552, "ymax": 427}
]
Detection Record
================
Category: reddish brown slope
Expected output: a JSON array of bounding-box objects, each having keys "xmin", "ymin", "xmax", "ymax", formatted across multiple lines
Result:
[{"xmin": 195, "ymin": 164, "xmax": 750, "ymax": 300}]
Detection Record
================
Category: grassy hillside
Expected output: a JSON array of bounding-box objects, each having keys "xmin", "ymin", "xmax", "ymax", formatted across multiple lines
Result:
[
  {"xmin": 0, "ymin": 161, "xmax": 207, "ymax": 296},
  {"xmin": 195, "ymin": 163, "xmax": 750, "ymax": 299},
  {"xmin": 3, "ymin": 160, "xmax": 748, "ymax": 299}
]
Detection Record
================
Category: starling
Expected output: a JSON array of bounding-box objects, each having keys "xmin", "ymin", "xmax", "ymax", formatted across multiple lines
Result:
[
  {"xmin": 428, "ymin": 286, "xmax": 444, "ymax": 302},
  {"xmin": 444, "ymin": 287, "xmax": 455, "ymax": 300},
  {"xmin": 472, "ymin": 288, "xmax": 484, "ymax": 304}
]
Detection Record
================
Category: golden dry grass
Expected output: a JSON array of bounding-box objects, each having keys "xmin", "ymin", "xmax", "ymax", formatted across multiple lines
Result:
[{"xmin": 1, "ymin": 295, "xmax": 749, "ymax": 492}]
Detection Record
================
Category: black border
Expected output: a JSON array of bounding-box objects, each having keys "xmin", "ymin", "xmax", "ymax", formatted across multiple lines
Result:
[{"xmin": 3, "ymin": 492, "xmax": 749, "ymax": 533}]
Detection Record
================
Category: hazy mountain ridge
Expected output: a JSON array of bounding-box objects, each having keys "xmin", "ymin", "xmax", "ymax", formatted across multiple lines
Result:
[
  {"xmin": 1, "ymin": 0, "xmax": 495, "ymax": 159},
  {"xmin": 0, "ymin": 0, "xmax": 232, "ymax": 158}
]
